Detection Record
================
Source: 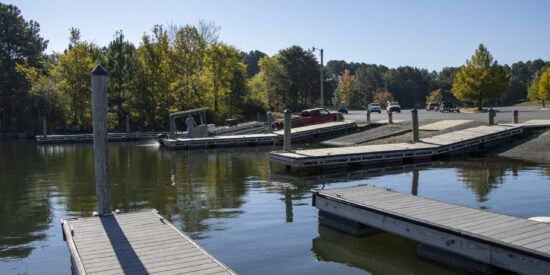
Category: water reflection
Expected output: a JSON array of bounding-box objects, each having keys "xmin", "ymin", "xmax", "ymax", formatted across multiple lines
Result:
[
  {"xmin": 0, "ymin": 141, "xmax": 52, "ymax": 259},
  {"xmin": 311, "ymin": 225, "xmax": 459, "ymax": 274},
  {"xmin": 1, "ymin": 140, "xmax": 550, "ymax": 274}
]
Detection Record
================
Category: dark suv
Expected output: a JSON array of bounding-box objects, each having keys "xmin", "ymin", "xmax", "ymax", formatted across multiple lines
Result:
[{"xmin": 440, "ymin": 101, "xmax": 459, "ymax": 113}]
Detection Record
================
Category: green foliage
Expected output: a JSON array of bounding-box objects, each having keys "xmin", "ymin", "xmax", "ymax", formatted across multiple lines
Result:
[
  {"xmin": 451, "ymin": 44, "xmax": 510, "ymax": 110},
  {"xmin": 539, "ymin": 68, "xmax": 550, "ymax": 107},
  {"xmin": 250, "ymin": 55, "xmax": 285, "ymax": 111},
  {"xmin": 170, "ymin": 25, "xmax": 207, "ymax": 112},
  {"xmin": 0, "ymin": 3, "xmax": 48, "ymax": 132},
  {"xmin": 135, "ymin": 25, "xmax": 172, "ymax": 130},
  {"xmin": 105, "ymin": 31, "xmax": 139, "ymax": 129},
  {"xmin": 54, "ymin": 29, "xmax": 95, "ymax": 125},
  {"xmin": 527, "ymin": 77, "xmax": 540, "ymax": 102},
  {"xmin": 276, "ymin": 46, "xmax": 320, "ymax": 110},
  {"xmin": 240, "ymin": 50, "xmax": 266, "ymax": 78}
]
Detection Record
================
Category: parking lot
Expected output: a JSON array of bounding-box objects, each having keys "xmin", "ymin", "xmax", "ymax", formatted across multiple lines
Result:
[{"xmin": 343, "ymin": 106, "xmax": 549, "ymax": 124}]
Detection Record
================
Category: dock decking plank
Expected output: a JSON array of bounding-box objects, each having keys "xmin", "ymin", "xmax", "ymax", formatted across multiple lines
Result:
[{"xmin": 61, "ymin": 209, "xmax": 235, "ymax": 275}]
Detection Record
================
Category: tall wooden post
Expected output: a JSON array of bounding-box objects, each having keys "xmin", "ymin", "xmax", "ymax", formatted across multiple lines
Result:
[
  {"xmin": 411, "ymin": 108, "xmax": 419, "ymax": 142},
  {"xmin": 126, "ymin": 115, "xmax": 130, "ymax": 134},
  {"xmin": 267, "ymin": 111, "xmax": 273, "ymax": 132},
  {"xmin": 42, "ymin": 116, "xmax": 47, "ymax": 137},
  {"xmin": 169, "ymin": 115, "xmax": 176, "ymax": 138},
  {"xmin": 488, "ymin": 108, "xmax": 495, "ymax": 126},
  {"xmin": 283, "ymin": 109, "xmax": 292, "ymax": 151},
  {"xmin": 92, "ymin": 65, "xmax": 112, "ymax": 216}
]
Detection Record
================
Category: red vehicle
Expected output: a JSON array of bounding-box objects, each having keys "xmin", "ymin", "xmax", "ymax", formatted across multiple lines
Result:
[{"xmin": 273, "ymin": 108, "xmax": 340, "ymax": 129}]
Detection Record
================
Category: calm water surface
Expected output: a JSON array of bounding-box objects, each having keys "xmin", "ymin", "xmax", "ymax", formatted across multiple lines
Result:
[{"xmin": 1, "ymin": 140, "xmax": 549, "ymax": 274}]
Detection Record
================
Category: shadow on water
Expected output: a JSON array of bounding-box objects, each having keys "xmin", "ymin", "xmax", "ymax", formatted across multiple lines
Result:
[
  {"xmin": 311, "ymin": 225, "xmax": 460, "ymax": 275},
  {"xmin": 1, "ymin": 140, "xmax": 550, "ymax": 273}
]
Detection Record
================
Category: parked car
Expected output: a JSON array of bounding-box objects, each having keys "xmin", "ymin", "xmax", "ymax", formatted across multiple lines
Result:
[
  {"xmin": 426, "ymin": 102, "xmax": 439, "ymax": 111},
  {"xmin": 337, "ymin": 104, "xmax": 348, "ymax": 114},
  {"xmin": 387, "ymin": 102, "xmax": 401, "ymax": 113},
  {"xmin": 440, "ymin": 101, "xmax": 460, "ymax": 113},
  {"xmin": 367, "ymin": 103, "xmax": 382, "ymax": 113},
  {"xmin": 273, "ymin": 108, "xmax": 340, "ymax": 129}
]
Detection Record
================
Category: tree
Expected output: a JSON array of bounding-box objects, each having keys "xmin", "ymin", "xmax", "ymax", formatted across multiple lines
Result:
[
  {"xmin": 54, "ymin": 28, "xmax": 95, "ymax": 126},
  {"xmin": 135, "ymin": 25, "xmax": 173, "ymax": 129},
  {"xmin": 539, "ymin": 68, "xmax": 550, "ymax": 107},
  {"xmin": 277, "ymin": 46, "xmax": 320, "ymax": 110},
  {"xmin": 373, "ymin": 91, "xmax": 395, "ymax": 105},
  {"xmin": 250, "ymin": 55, "xmax": 285, "ymax": 111},
  {"xmin": 527, "ymin": 77, "xmax": 540, "ymax": 102},
  {"xmin": 240, "ymin": 50, "xmax": 266, "ymax": 78},
  {"xmin": 202, "ymin": 43, "xmax": 248, "ymax": 120},
  {"xmin": 451, "ymin": 44, "xmax": 510, "ymax": 110},
  {"xmin": 105, "ymin": 31, "xmax": 139, "ymax": 129},
  {"xmin": 0, "ymin": 3, "xmax": 48, "ymax": 132},
  {"xmin": 170, "ymin": 25, "xmax": 207, "ymax": 111},
  {"xmin": 426, "ymin": 88, "xmax": 443, "ymax": 104},
  {"xmin": 337, "ymin": 69, "xmax": 356, "ymax": 106}
]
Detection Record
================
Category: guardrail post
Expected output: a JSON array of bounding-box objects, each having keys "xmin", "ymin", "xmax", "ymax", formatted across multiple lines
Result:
[
  {"xmin": 91, "ymin": 65, "xmax": 112, "ymax": 216},
  {"xmin": 513, "ymin": 110, "xmax": 518, "ymax": 124},
  {"xmin": 412, "ymin": 108, "xmax": 419, "ymax": 142},
  {"xmin": 488, "ymin": 108, "xmax": 496, "ymax": 126},
  {"xmin": 388, "ymin": 111, "xmax": 393, "ymax": 124},
  {"xmin": 283, "ymin": 109, "xmax": 292, "ymax": 151},
  {"xmin": 42, "ymin": 116, "xmax": 47, "ymax": 137}
]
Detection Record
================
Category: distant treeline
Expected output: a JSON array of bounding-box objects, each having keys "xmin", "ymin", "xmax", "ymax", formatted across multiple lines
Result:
[
  {"xmin": 323, "ymin": 59, "xmax": 550, "ymax": 109},
  {"xmin": 1, "ymin": 3, "xmax": 549, "ymax": 134}
]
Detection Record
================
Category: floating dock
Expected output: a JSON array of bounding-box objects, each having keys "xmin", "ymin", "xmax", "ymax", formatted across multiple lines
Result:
[
  {"xmin": 312, "ymin": 185, "xmax": 550, "ymax": 274},
  {"xmin": 61, "ymin": 209, "xmax": 235, "ymax": 275},
  {"xmin": 160, "ymin": 121, "xmax": 356, "ymax": 150},
  {"xmin": 270, "ymin": 124, "xmax": 524, "ymax": 168},
  {"xmin": 37, "ymin": 132, "xmax": 163, "ymax": 144}
]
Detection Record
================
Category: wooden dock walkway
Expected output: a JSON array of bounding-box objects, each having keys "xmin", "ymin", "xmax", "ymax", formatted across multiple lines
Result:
[
  {"xmin": 160, "ymin": 121, "xmax": 356, "ymax": 150},
  {"xmin": 37, "ymin": 132, "xmax": 163, "ymax": 144},
  {"xmin": 270, "ymin": 124, "xmax": 524, "ymax": 168},
  {"xmin": 312, "ymin": 185, "xmax": 550, "ymax": 274},
  {"xmin": 61, "ymin": 209, "xmax": 235, "ymax": 275}
]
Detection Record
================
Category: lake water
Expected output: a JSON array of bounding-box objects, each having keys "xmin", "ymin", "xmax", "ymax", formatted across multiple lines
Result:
[{"xmin": 1, "ymin": 140, "xmax": 549, "ymax": 274}]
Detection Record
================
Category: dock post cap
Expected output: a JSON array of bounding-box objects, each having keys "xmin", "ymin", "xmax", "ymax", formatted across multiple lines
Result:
[
  {"xmin": 411, "ymin": 108, "xmax": 417, "ymax": 113},
  {"xmin": 91, "ymin": 65, "xmax": 107, "ymax": 75},
  {"xmin": 284, "ymin": 109, "xmax": 292, "ymax": 114}
]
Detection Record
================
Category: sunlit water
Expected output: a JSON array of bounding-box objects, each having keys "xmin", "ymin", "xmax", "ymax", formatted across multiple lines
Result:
[{"xmin": 1, "ymin": 140, "xmax": 549, "ymax": 274}]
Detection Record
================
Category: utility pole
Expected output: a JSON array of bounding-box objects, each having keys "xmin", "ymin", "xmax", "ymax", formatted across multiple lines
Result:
[{"xmin": 313, "ymin": 47, "xmax": 324, "ymax": 108}]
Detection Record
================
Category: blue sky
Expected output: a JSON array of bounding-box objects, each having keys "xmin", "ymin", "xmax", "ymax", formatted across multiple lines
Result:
[{"xmin": 6, "ymin": 0, "xmax": 550, "ymax": 71}]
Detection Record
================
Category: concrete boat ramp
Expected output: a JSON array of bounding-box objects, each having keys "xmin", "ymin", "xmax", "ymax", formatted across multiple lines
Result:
[
  {"xmin": 161, "ymin": 121, "xmax": 356, "ymax": 149},
  {"xmin": 313, "ymin": 185, "xmax": 550, "ymax": 274}
]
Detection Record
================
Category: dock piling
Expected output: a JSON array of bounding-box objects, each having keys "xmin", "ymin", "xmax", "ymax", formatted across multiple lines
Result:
[
  {"xmin": 366, "ymin": 110, "xmax": 371, "ymax": 126},
  {"xmin": 411, "ymin": 108, "xmax": 419, "ymax": 142},
  {"xmin": 91, "ymin": 65, "xmax": 112, "ymax": 216},
  {"xmin": 126, "ymin": 115, "xmax": 130, "ymax": 133},
  {"xmin": 284, "ymin": 109, "xmax": 292, "ymax": 151},
  {"xmin": 489, "ymin": 108, "xmax": 496, "ymax": 126},
  {"xmin": 267, "ymin": 111, "xmax": 273, "ymax": 132},
  {"xmin": 42, "ymin": 116, "xmax": 47, "ymax": 137}
]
